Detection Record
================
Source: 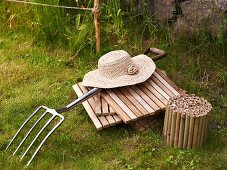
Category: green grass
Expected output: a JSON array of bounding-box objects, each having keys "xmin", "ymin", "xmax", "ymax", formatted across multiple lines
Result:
[
  {"xmin": 0, "ymin": 1, "xmax": 227, "ymax": 169},
  {"xmin": 0, "ymin": 31, "xmax": 226, "ymax": 169}
]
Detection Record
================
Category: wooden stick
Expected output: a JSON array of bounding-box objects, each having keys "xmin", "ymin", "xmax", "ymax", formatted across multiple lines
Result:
[
  {"xmin": 101, "ymin": 97, "xmax": 109, "ymax": 115},
  {"xmin": 204, "ymin": 114, "xmax": 210, "ymax": 143},
  {"xmin": 187, "ymin": 115, "xmax": 195, "ymax": 149},
  {"xmin": 174, "ymin": 111, "xmax": 181, "ymax": 147},
  {"xmin": 170, "ymin": 111, "xmax": 177, "ymax": 147},
  {"xmin": 192, "ymin": 115, "xmax": 200, "ymax": 149},
  {"xmin": 94, "ymin": 94, "xmax": 102, "ymax": 116},
  {"xmin": 183, "ymin": 113, "xmax": 190, "ymax": 149},
  {"xmin": 200, "ymin": 114, "xmax": 207, "ymax": 147},
  {"xmin": 166, "ymin": 107, "xmax": 173, "ymax": 145},
  {"xmin": 178, "ymin": 113, "xmax": 186, "ymax": 149},
  {"xmin": 197, "ymin": 114, "xmax": 204, "ymax": 148},
  {"xmin": 108, "ymin": 105, "xmax": 116, "ymax": 115},
  {"xmin": 163, "ymin": 105, "xmax": 170, "ymax": 139},
  {"xmin": 94, "ymin": 0, "xmax": 100, "ymax": 52}
]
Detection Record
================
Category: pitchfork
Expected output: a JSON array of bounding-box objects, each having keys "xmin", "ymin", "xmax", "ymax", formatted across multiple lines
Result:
[{"xmin": 5, "ymin": 48, "xmax": 166, "ymax": 166}]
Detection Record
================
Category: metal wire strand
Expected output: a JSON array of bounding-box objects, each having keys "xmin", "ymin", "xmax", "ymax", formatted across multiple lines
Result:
[{"xmin": 6, "ymin": 0, "xmax": 94, "ymax": 11}]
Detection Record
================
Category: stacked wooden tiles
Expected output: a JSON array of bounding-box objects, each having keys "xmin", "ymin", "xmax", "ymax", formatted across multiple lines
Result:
[
  {"xmin": 73, "ymin": 84, "xmax": 122, "ymax": 130},
  {"xmin": 101, "ymin": 69, "xmax": 184, "ymax": 123},
  {"xmin": 73, "ymin": 69, "xmax": 184, "ymax": 130}
]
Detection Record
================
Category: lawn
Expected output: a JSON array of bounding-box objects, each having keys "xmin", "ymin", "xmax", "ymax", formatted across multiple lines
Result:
[
  {"xmin": 0, "ymin": 1, "xmax": 227, "ymax": 169},
  {"xmin": 0, "ymin": 31, "xmax": 226, "ymax": 169}
]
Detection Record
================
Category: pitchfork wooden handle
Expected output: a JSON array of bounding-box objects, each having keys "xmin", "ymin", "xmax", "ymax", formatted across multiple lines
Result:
[{"xmin": 144, "ymin": 47, "xmax": 167, "ymax": 62}]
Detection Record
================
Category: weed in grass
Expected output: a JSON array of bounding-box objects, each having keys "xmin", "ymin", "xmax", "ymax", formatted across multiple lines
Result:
[{"xmin": 165, "ymin": 150, "xmax": 201, "ymax": 170}]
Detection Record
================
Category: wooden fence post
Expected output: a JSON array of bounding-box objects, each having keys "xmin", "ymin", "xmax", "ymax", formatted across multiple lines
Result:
[{"xmin": 94, "ymin": 0, "xmax": 101, "ymax": 53}]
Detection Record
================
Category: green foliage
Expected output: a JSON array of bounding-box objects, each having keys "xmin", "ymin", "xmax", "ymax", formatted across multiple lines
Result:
[
  {"xmin": 0, "ymin": 0, "xmax": 95, "ymax": 52},
  {"xmin": 0, "ymin": 0, "xmax": 227, "ymax": 169},
  {"xmin": 165, "ymin": 151, "xmax": 201, "ymax": 170}
]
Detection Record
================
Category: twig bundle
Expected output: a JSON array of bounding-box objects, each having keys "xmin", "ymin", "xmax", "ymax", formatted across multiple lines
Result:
[{"xmin": 163, "ymin": 94, "xmax": 212, "ymax": 149}]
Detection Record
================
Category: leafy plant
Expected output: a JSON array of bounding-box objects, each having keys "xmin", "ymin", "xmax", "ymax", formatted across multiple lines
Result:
[{"xmin": 165, "ymin": 150, "xmax": 201, "ymax": 170}]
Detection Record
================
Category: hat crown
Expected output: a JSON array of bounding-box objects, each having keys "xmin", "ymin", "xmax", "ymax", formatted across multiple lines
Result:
[
  {"xmin": 98, "ymin": 50, "xmax": 136, "ymax": 77},
  {"xmin": 82, "ymin": 49, "xmax": 157, "ymax": 88}
]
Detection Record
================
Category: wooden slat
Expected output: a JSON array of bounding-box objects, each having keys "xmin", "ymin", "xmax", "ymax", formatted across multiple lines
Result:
[
  {"xmin": 72, "ymin": 84, "xmax": 103, "ymax": 130},
  {"xmin": 98, "ymin": 116, "xmax": 110, "ymax": 128},
  {"xmin": 78, "ymin": 83, "xmax": 96, "ymax": 105},
  {"xmin": 78, "ymin": 84, "xmax": 112, "ymax": 126},
  {"xmin": 146, "ymin": 78, "xmax": 170, "ymax": 100},
  {"xmin": 106, "ymin": 89, "xmax": 137, "ymax": 121},
  {"xmin": 138, "ymin": 84, "xmax": 166, "ymax": 109},
  {"xmin": 131, "ymin": 85, "xmax": 160, "ymax": 111},
  {"xmin": 106, "ymin": 115, "xmax": 116, "ymax": 126},
  {"xmin": 143, "ymin": 81, "xmax": 168, "ymax": 105},
  {"xmin": 113, "ymin": 89, "xmax": 144, "ymax": 117},
  {"xmin": 125, "ymin": 86, "xmax": 155, "ymax": 113},
  {"xmin": 94, "ymin": 94, "xmax": 102, "ymax": 116},
  {"xmin": 156, "ymin": 69, "xmax": 185, "ymax": 94},
  {"xmin": 113, "ymin": 115, "xmax": 122, "ymax": 124},
  {"xmin": 151, "ymin": 76, "xmax": 175, "ymax": 97},
  {"xmin": 101, "ymin": 98, "xmax": 109, "ymax": 115},
  {"xmin": 119, "ymin": 88, "xmax": 150, "ymax": 116},
  {"xmin": 108, "ymin": 105, "xmax": 116, "ymax": 115},
  {"xmin": 153, "ymin": 71, "xmax": 180, "ymax": 96},
  {"xmin": 102, "ymin": 91, "xmax": 132, "ymax": 123},
  {"xmin": 87, "ymin": 86, "xmax": 116, "ymax": 116}
]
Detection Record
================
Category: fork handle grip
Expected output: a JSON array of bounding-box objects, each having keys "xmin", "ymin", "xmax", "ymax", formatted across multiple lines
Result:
[{"xmin": 144, "ymin": 47, "xmax": 167, "ymax": 61}]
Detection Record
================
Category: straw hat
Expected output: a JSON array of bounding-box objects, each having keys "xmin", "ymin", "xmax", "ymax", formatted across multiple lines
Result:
[{"xmin": 82, "ymin": 50, "xmax": 156, "ymax": 88}]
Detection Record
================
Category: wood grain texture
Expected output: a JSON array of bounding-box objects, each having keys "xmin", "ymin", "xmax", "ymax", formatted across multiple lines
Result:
[
  {"xmin": 119, "ymin": 88, "xmax": 150, "ymax": 116},
  {"xmin": 139, "ymin": 83, "xmax": 166, "ymax": 109},
  {"xmin": 151, "ymin": 76, "xmax": 175, "ymax": 97},
  {"xmin": 94, "ymin": 94, "xmax": 102, "ymax": 116},
  {"xmin": 72, "ymin": 84, "xmax": 103, "ymax": 130},
  {"xmin": 113, "ymin": 89, "xmax": 143, "ymax": 117},
  {"xmin": 98, "ymin": 116, "xmax": 110, "ymax": 128},
  {"xmin": 146, "ymin": 79, "xmax": 170, "ymax": 101},
  {"xmin": 101, "ymin": 98, "xmax": 109, "ymax": 115},
  {"xmin": 125, "ymin": 86, "xmax": 155, "ymax": 113},
  {"xmin": 153, "ymin": 72, "xmax": 180, "ymax": 96},
  {"xmin": 106, "ymin": 115, "xmax": 116, "ymax": 126},
  {"xmin": 131, "ymin": 85, "xmax": 160, "ymax": 111},
  {"xmin": 73, "ymin": 84, "xmax": 122, "ymax": 129},
  {"xmin": 156, "ymin": 69, "xmax": 186, "ymax": 95},
  {"xmin": 102, "ymin": 91, "xmax": 131, "ymax": 123},
  {"xmin": 106, "ymin": 89, "xmax": 137, "ymax": 121}
]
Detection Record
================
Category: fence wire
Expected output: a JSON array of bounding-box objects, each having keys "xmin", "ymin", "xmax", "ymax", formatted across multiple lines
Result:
[{"xmin": 6, "ymin": 0, "xmax": 95, "ymax": 11}]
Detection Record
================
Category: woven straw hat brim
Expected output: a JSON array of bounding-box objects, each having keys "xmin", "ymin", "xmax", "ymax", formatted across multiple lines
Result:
[{"xmin": 82, "ymin": 54, "xmax": 156, "ymax": 88}]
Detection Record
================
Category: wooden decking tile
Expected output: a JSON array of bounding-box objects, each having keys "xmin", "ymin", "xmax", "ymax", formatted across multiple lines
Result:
[
  {"xmin": 73, "ymin": 69, "xmax": 184, "ymax": 127},
  {"xmin": 73, "ymin": 84, "xmax": 103, "ymax": 130},
  {"xmin": 101, "ymin": 69, "xmax": 182, "ymax": 124},
  {"xmin": 73, "ymin": 84, "xmax": 122, "ymax": 130}
]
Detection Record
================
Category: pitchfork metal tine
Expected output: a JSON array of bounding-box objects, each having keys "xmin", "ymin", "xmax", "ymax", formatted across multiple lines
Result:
[
  {"xmin": 27, "ymin": 114, "xmax": 64, "ymax": 166},
  {"xmin": 20, "ymin": 114, "xmax": 56, "ymax": 161},
  {"xmin": 13, "ymin": 110, "xmax": 48, "ymax": 156},
  {"xmin": 6, "ymin": 87, "xmax": 100, "ymax": 166},
  {"xmin": 6, "ymin": 106, "xmax": 46, "ymax": 150}
]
